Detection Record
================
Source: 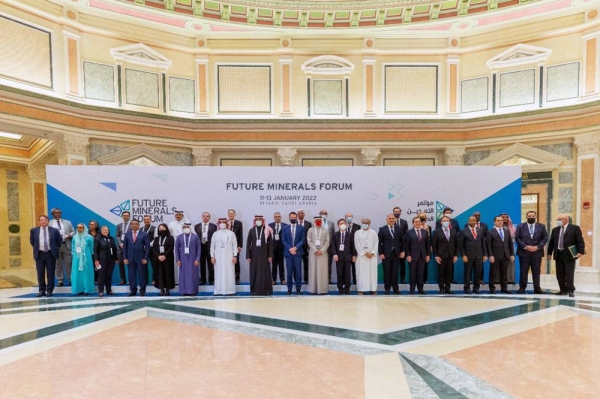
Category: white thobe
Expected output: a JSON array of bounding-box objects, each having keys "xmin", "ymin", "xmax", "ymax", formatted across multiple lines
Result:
[
  {"xmin": 210, "ymin": 229, "xmax": 238, "ymax": 295},
  {"xmin": 354, "ymin": 229, "xmax": 379, "ymax": 292}
]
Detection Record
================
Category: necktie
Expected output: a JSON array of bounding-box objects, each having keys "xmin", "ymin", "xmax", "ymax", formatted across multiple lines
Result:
[
  {"xmin": 472, "ymin": 228, "xmax": 477, "ymax": 239},
  {"xmin": 230, "ymin": 221, "xmax": 233, "ymax": 230},
  {"xmin": 292, "ymin": 226, "xmax": 296, "ymax": 242},
  {"xmin": 417, "ymin": 229, "xmax": 421, "ymax": 241},
  {"xmin": 276, "ymin": 224, "xmax": 280, "ymax": 233},
  {"xmin": 529, "ymin": 224, "xmax": 534, "ymax": 236},
  {"xmin": 389, "ymin": 226, "xmax": 394, "ymax": 238},
  {"xmin": 57, "ymin": 220, "xmax": 62, "ymax": 230},
  {"xmin": 444, "ymin": 228, "xmax": 449, "ymax": 240},
  {"xmin": 341, "ymin": 233, "xmax": 345, "ymax": 243},
  {"xmin": 43, "ymin": 227, "xmax": 49, "ymax": 251},
  {"xmin": 558, "ymin": 226, "xmax": 564, "ymax": 250},
  {"xmin": 499, "ymin": 228, "xmax": 504, "ymax": 240},
  {"xmin": 133, "ymin": 231, "xmax": 137, "ymax": 243}
]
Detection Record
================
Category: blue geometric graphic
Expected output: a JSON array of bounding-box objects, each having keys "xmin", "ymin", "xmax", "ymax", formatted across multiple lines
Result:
[
  {"xmin": 435, "ymin": 201, "xmax": 453, "ymax": 221},
  {"xmin": 388, "ymin": 182, "xmax": 404, "ymax": 200},
  {"xmin": 100, "ymin": 182, "xmax": 117, "ymax": 191},
  {"xmin": 110, "ymin": 199, "xmax": 130, "ymax": 217}
]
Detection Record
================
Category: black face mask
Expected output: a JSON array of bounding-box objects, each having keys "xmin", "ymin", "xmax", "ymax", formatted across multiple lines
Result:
[
  {"xmin": 158, "ymin": 230, "xmax": 168, "ymax": 236},
  {"xmin": 393, "ymin": 213, "xmax": 401, "ymax": 218},
  {"xmin": 527, "ymin": 218, "xmax": 536, "ymax": 224},
  {"xmin": 289, "ymin": 219, "xmax": 297, "ymax": 224}
]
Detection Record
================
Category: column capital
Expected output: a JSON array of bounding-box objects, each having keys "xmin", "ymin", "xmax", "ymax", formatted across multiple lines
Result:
[
  {"xmin": 192, "ymin": 147, "xmax": 213, "ymax": 166},
  {"xmin": 444, "ymin": 146, "xmax": 466, "ymax": 165},
  {"xmin": 27, "ymin": 164, "xmax": 46, "ymax": 181},
  {"xmin": 574, "ymin": 133, "xmax": 600, "ymax": 156},
  {"xmin": 361, "ymin": 147, "xmax": 381, "ymax": 166},
  {"xmin": 277, "ymin": 147, "xmax": 297, "ymax": 166},
  {"xmin": 56, "ymin": 133, "xmax": 89, "ymax": 165}
]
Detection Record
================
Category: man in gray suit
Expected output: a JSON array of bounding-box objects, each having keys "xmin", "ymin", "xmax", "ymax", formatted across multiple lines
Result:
[{"xmin": 50, "ymin": 208, "xmax": 74, "ymax": 287}]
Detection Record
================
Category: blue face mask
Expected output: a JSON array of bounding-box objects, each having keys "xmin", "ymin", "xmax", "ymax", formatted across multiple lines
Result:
[
  {"xmin": 442, "ymin": 221, "xmax": 449, "ymax": 228},
  {"xmin": 361, "ymin": 223, "xmax": 369, "ymax": 230},
  {"xmin": 346, "ymin": 217, "xmax": 353, "ymax": 223}
]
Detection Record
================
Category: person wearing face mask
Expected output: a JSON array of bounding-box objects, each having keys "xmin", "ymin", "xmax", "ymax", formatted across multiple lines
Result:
[
  {"xmin": 354, "ymin": 218, "xmax": 379, "ymax": 294},
  {"xmin": 344, "ymin": 212, "xmax": 360, "ymax": 285},
  {"xmin": 94, "ymin": 225, "xmax": 118, "ymax": 297},
  {"xmin": 71, "ymin": 223, "xmax": 95, "ymax": 296},
  {"xmin": 379, "ymin": 214, "xmax": 403, "ymax": 295},
  {"xmin": 297, "ymin": 209, "xmax": 312, "ymax": 284},
  {"xmin": 436, "ymin": 207, "xmax": 460, "ymax": 283},
  {"xmin": 458, "ymin": 216, "xmax": 488, "ymax": 294},
  {"xmin": 176, "ymin": 222, "xmax": 201, "ymax": 296},
  {"xmin": 318, "ymin": 210, "xmax": 335, "ymax": 284},
  {"xmin": 211, "ymin": 218, "xmax": 238, "ymax": 296},
  {"xmin": 514, "ymin": 211, "xmax": 548, "ymax": 294},
  {"xmin": 152, "ymin": 223, "xmax": 175, "ymax": 296},
  {"xmin": 246, "ymin": 215, "xmax": 274, "ymax": 296},
  {"xmin": 486, "ymin": 216, "xmax": 515, "ymax": 294},
  {"xmin": 123, "ymin": 219, "xmax": 151, "ymax": 296},
  {"xmin": 432, "ymin": 215, "xmax": 458, "ymax": 294},
  {"xmin": 547, "ymin": 214, "xmax": 585, "ymax": 297},
  {"xmin": 282, "ymin": 212, "xmax": 305, "ymax": 295},
  {"xmin": 392, "ymin": 207, "xmax": 409, "ymax": 284},
  {"xmin": 268, "ymin": 212, "xmax": 287, "ymax": 286},
  {"xmin": 332, "ymin": 219, "xmax": 357, "ymax": 295},
  {"xmin": 465, "ymin": 212, "xmax": 489, "ymax": 285},
  {"xmin": 307, "ymin": 216, "xmax": 331, "ymax": 294}
]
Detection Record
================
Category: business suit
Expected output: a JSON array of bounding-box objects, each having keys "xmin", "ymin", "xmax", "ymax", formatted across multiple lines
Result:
[
  {"xmin": 282, "ymin": 223, "xmax": 305, "ymax": 291},
  {"xmin": 346, "ymin": 223, "xmax": 360, "ymax": 284},
  {"xmin": 298, "ymin": 219, "xmax": 312, "ymax": 282},
  {"xmin": 378, "ymin": 224, "xmax": 403, "ymax": 293},
  {"xmin": 332, "ymin": 230, "xmax": 356, "ymax": 294},
  {"xmin": 464, "ymin": 221, "xmax": 489, "ymax": 282},
  {"xmin": 195, "ymin": 222, "xmax": 217, "ymax": 284},
  {"xmin": 116, "ymin": 220, "xmax": 132, "ymax": 284},
  {"xmin": 30, "ymin": 225, "xmax": 62, "ymax": 295},
  {"xmin": 458, "ymin": 226, "xmax": 487, "ymax": 292},
  {"xmin": 123, "ymin": 229, "xmax": 150, "ymax": 295},
  {"xmin": 269, "ymin": 222, "xmax": 288, "ymax": 284},
  {"xmin": 404, "ymin": 228, "xmax": 429, "ymax": 293},
  {"xmin": 486, "ymin": 227, "xmax": 514, "ymax": 292},
  {"xmin": 50, "ymin": 218, "xmax": 74, "ymax": 285},
  {"xmin": 432, "ymin": 227, "xmax": 458, "ymax": 293},
  {"xmin": 94, "ymin": 234, "xmax": 118, "ymax": 294},
  {"xmin": 515, "ymin": 222, "xmax": 548, "ymax": 291},
  {"xmin": 547, "ymin": 223, "xmax": 585, "ymax": 294},
  {"xmin": 142, "ymin": 224, "xmax": 156, "ymax": 282},
  {"xmin": 395, "ymin": 217, "xmax": 409, "ymax": 283},
  {"xmin": 229, "ymin": 219, "xmax": 243, "ymax": 283}
]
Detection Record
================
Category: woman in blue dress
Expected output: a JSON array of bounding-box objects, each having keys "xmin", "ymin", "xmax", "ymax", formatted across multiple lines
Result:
[{"xmin": 71, "ymin": 223, "xmax": 95, "ymax": 296}]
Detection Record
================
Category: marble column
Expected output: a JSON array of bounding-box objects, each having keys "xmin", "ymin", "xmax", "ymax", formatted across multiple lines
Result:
[
  {"xmin": 446, "ymin": 55, "xmax": 460, "ymax": 116},
  {"xmin": 195, "ymin": 56, "xmax": 209, "ymax": 116},
  {"xmin": 192, "ymin": 147, "xmax": 212, "ymax": 166},
  {"xmin": 279, "ymin": 56, "xmax": 293, "ymax": 117},
  {"xmin": 27, "ymin": 164, "xmax": 47, "ymax": 220},
  {"xmin": 363, "ymin": 57, "xmax": 376, "ymax": 117},
  {"xmin": 277, "ymin": 147, "xmax": 297, "ymax": 166},
  {"xmin": 444, "ymin": 147, "xmax": 465, "ymax": 165},
  {"xmin": 56, "ymin": 133, "xmax": 89, "ymax": 165},
  {"xmin": 63, "ymin": 30, "xmax": 81, "ymax": 97},
  {"xmin": 574, "ymin": 133, "xmax": 600, "ymax": 278},
  {"xmin": 361, "ymin": 147, "xmax": 380, "ymax": 166}
]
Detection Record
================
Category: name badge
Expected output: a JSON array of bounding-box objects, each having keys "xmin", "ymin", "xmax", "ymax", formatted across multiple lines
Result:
[
  {"xmin": 202, "ymin": 237, "xmax": 207, "ymax": 244},
  {"xmin": 315, "ymin": 239, "xmax": 321, "ymax": 247},
  {"xmin": 184, "ymin": 247, "xmax": 190, "ymax": 254},
  {"xmin": 121, "ymin": 235, "xmax": 125, "ymax": 241},
  {"xmin": 76, "ymin": 247, "xmax": 82, "ymax": 254},
  {"xmin": 221, "ymin": 243, "xmax": 226, "ymax": 249},
  {"xmin": 339, "ymin": 244, "xmax": 345, "ymax": 251},
  {"xmin": 109, "ymin": 248, "xmax": 114, "ymax": 256},
  {"xmin": 159, "ymin": 246, "xmax": 165, "ymax": 254},
  {"xmin": 275, "ymin": 234, "xmax": 280, "ymax": 240},
  {"xmin": 256, "ymin": 239, "xmax": 261, "ymax": 247}
]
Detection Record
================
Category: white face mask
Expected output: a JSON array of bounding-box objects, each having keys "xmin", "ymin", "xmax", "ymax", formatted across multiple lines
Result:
[
  {"xmin": 255, "ymin": 220, "xmax": 262, "ymax": 227},
  {"xmin": 339, "ymin": 224, "xmax": 347, "ymax": 231},
  {"xmin": 219, "ymin": 223, "xmax": 227, "ymax": 229},
  {"xmin": 556, "ymin": 220, "xmax": 563, "ymax": 227},
  {"xmin": 445, "ymin": 213, "xmax": 453, "ymax": 219},
  {"xmin": 362, "ymin": 223, "xmax": 369, "ymax": 230},
  {"xmin": 320, "ymin": 214, "xmax": 327, "ymax": 221},
  {"xmin": 183, "ymin": 228, "xmax": 191, "ymax": 234}
]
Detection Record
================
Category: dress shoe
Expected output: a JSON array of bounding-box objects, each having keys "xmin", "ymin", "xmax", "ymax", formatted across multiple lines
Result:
[
  {"xmin": 128, "ymin": 292, "xmax": 136, "ymax": 297},
  {"xmin": 489, "ymin": 289, "xmax": 496, "ymax": 294},
  {"xmin": 439, "ymin": 289, "xmax": 445, "ymax": 294},
  {"xmin": 384, "ymin": 290, "xmax": 390, "ymax": 295},
  {"xmin": 287, "ymin": 289, "xmax": 292, "ymax": 295},
  {"xmin": 345, "ymin": 289, "xmax": 350, "ymax": 295},
  {"xmin": 400, "ymin": 280, "xmax": 406, "ymax": 284},
  {"xmin": 501, "ymin": 290, "xmax": 512, "ymax": 294},
  {"xmin": 338, "ymin": 290, "xmax": 344, "ymax": 295},
  {"xmin": 46, "ymin": 293, "xmax": 53, "ymax": 297},
  {"xmin": 534, "ymin": 288, "xmax": 544, "ymax": 294},
  {"xmin": 140, "ymin": 293, "xmax": 146, "ymax": 297},
  {"xmin": 36, "ymin": 292, "xmax": 45, "ymax": 297},
  {"xmin": 208, "ymin": 281, "xmax": 214, "ymax": 285},
  {"xmin": 296, "ymin": 287, "xmax": 302, "ymax": 295},
  {"xmin": 107, "ymin": 291, "xmax": 115, "ymax": 296},
  {"xmin": 272, "ymin": 281, "xmax": 276, "ymax": 285},
  {"xmin": 165, "ymin": 290, "xmax": 170, "ymax": 296},
  {"xmin": 119, "ymin": 281, "xmax": 126, "ymax": 286},
  {"xmin": 371, "ymin": 291, "xmax": 378, "ymax": 295},
  {"xmin": 98, "ymin": 293, "xmax": 104, "ymax": 298},
  {"xmin": 281, "ymin": 280, "xmax": 286, "ymax": 285},
  {"xmin": 517, "ymin": 288, "xmax": 525, "ymax": 294},
  {"xmin": 446, "ymin": 290, "xmax": 454, "ymax": 295},
  {"xmin": 473, "ymin": 289, "xmax": 480, "ymax": 294},
  {"xmin": 235, "ymin": 279, "xmax": 240, "ymax": 285},
  {"xmin": 464, "ymin": 289, "xmax": 472, "ymax": 294},
  {"xmin": 418, "ymin": 290, "xmax": 425, "ymax": 295},
  {"xmin": 58, "ymin": 281, "xmax": 64, "ymax": 287},
  {"xmin": 409, "ymin": 290, "xmax": 415, "ymax": 295},
  {"xmin": 555, "ymin": 291, "xmax": 567, "ymax": 296},
  {"xmin": 568, "ymin": 292, "xmax": 575, "ymax": 297},
  {"xmin": 394, "ymin": 290, "xmax": 401, "ymax": 295}
]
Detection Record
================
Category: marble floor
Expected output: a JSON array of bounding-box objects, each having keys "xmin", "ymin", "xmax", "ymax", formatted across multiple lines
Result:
[{"xmin": 0, "ymin": 281, "xmax": 599, "ymax": 398}]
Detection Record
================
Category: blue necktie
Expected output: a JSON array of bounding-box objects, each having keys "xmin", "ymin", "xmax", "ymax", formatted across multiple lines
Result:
[{"xmin": 499, "ymin": 228, "xmax": 504, "ymax": 240}]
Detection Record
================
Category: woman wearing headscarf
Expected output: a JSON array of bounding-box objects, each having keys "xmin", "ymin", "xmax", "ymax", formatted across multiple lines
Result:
[
  {"xmin": 246, "ymin": 215, "xmax": 274, "ymax": 296},
  {"xmin": 71, "ymin": 223, "xmax": 95, "ymax": 296},
  {"xmin": 94, "ymin": 225, "xmax": 118, "ymax": 297},
  {"xmin": 152, "ymin": 223, "xmax": 175, "ymax": 296}
]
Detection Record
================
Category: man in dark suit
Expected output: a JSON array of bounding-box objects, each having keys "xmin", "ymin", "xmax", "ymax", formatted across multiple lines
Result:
[
  {"xmin": 458, "ymin": 216, "xmax": 488, "ymax": 294},
  {"xmin": 393, "ymin": 207, "xmax": 409, "ymax": 283},
  {"xmin": 403, "ymin": 217, "xmax": 430, "ymax": 294},
  {"xmin": 30, "ymin": 215, "xmax": 62, "ymax": 297},
  {"xmin": 433, "ymin": 215, "xmax": 458, "ymax": 294},
  {"xmin": 297, "ymin": 209, "xmax": 312, "ymax": 283},
  {"xmin": 332, "ymin": 218, "xmax": 357, "ymax": 294},
  {"xmin": 344, "ymin": 212, "xmax": 360, "ymax": 284},
  {"xmin": 195, "ymin": 212, "xmax": 217, "ymax": 285},
  {"xmin": 123, "ymin": 219, "xmax": 150, "ymax": 296},
  {"xmin": 228, "ymin": 209, "xmax": 244, "ymax": 284},
  {"xmin": 142, "ymin": 215, "xmax": 156, "ymax": 283},
  {"xmin": 547, "ymin": 214, "xmax": 585, "ymax": 297},
  {"xmin": 379, "ymin": 213, "xmax": 404, "ymax": 294},
  {"xmin": 515, "ymin": 211, "xmax": 548, "ymax": 294},
  {"xmin": 282, "ymin": 212, "xmax": 305, "ymax": 295},
  {"xmin": 465, "ymin": 211, "xmax": 489, "ymax": 284},
  {"xmin": 116, "ymin": 211, "xmax": 132, "ymax": 285},
  {"xmin": 487, "ymin": 215, "xmax": 514, "ymax": 294},
  {"xmin": 269, "ymin": 211, "xmax": 288, "ymax": 285}
]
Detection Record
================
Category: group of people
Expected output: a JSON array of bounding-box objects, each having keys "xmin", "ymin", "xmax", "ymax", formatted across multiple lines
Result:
[{"xmin": 30, "ymin": 205, "xmax": 586, "ymax": 298}]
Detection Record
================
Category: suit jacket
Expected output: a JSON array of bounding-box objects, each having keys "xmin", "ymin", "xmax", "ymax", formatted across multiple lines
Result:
[
  {"xmin": 404, "ymin": 228, "xmax": 428, "ymax": 261},
  {"xmin": 332, "ymin": 231, "xmax": 356, "ymax": 261},
  {"xmin": 395, "ymin": 218, "xmax": 409, "ymax": 235},
  {"xmin": 268, "ymin": 222, "xmax": 288, "ymax": 251},
  {"xmin": 463, "ymin": 221, "xmax": 489, "ymax": 239},
  {"xmin": 116, "ymin": 221, "xmax": 132, "ymax": 248},
  {"xmin": 487, "ymin": 227, "xmax": 514, "ymax": 260},
  {"xmin": 432, "ymin": 227, "xmax": 458, "ymax": 259},
  {"xmin": 515, "ymin": 222, "xmax": 548, "ymax": 258},
  {"xmin": 50, "ymin": 218, "xmax": 75, "ymax": 249},
  {"xmin": 547, "ymin": 224, "xmax": 586, "ymax": 260},
  {"xmin": 123, "ymin": 230, "xmax": 150, "ymax": 263},
  {"xmin": 230, "ymin": 219, "xmax": 244, "ymax": 249},
  {"xmin": 458, "ymin": 227, "xmax": 487, "ymax": 259},
  {"xmin": 194, "ymin": 222, "xmax": 217, "ymax": 247},
  {"xmin": 378, "ymin": 224, "xmax": 403, "ymax": 257},
  {"xmin": 346, "ymin": 223, "xmax": 360, "ymax": 235},
  {"xmin": 436, "ymin": 219, "xmax": 460, "ymax": 233},
  {"xmin": 94, "ymin": 235, "xmax": 118, "ymax": 265},
  {"xmin": 30, "ymin": 226, "xmax": 62, "ymax": 260},
  {"xmin": 282, "ymin": 224, "xmax": 305, "ymax": 257},
  {"xmin": 141, "ymin": 224, "xmax": 156, "ymax": 245}
]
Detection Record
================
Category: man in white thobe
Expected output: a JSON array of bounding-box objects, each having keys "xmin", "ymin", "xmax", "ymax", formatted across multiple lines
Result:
[
  {"xmin": 211, "ymin": 218, "xmax": 238, "ymax": 295},
  {"xmin": 355, "ymin": 218, "xmax": 379, "ymax": 294},
  {"xmin": 307, "ymin": 216, "xmax": 330, "ymax": 294},
  {"xmin": 169, "ymin": 208, "xmax": 190, "ymax": 283}
]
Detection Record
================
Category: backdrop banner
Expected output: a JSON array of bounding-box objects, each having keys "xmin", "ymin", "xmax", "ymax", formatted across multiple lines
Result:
[{"xmin": 47, "ymin": 165, "xmax": 521, "ymax": 284}]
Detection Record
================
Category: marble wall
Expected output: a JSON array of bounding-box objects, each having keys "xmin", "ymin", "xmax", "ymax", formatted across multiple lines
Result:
[
  {"xmin": 125, "ymin": 68, "xmax": 160, "ymax": 109},
  {"xmin": 169, "ymin": 76, "xmax": 195, "ymax": 113},
  {"xmin": 546, "ymin": 62, "xmax": 580, "ymax": 102},
  {"xmin": 464, "ymin": 150, "xmax": 491, "ymax": 166},
  {"xmin": 83, "ymin": 62, "xmax": 115, "ymax": 102},
  {"xmin": 313, "ymin": 80, "xmax": 343, "ymax": 115},
  {"xmin": 384, "ymin": 66, "xmax": 438, "ymax": 113},
  {"xmin": 534, "ymin": 143, "xmax": 573, "ymax": 160},
  {"xmin": 217, "ymin": 66, "xmax": 271, "ymax": 113},
  {"xmin": 499, "ymin": 69, "xmax": 535, "ymax": 108}
]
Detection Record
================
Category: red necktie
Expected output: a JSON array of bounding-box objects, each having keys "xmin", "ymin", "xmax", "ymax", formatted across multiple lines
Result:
[
  {"xmin": 133, "ymin": 231, "xmax": 137, "ymax": 243},
  {"xmin": 472, "ymin": 228, "xmax": 477, "ymax": 239}
]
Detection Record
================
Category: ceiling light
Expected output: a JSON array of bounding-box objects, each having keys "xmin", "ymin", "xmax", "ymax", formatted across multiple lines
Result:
[{"xmin": 0, "ymin": 132, "xmax": 23, "ymax": 140}]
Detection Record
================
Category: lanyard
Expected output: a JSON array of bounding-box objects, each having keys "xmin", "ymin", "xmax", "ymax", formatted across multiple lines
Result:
[
  {"xmin": 184, "ymin": 233, "xmax": 191, "ymax": 248},
  {"xmin": 255, "ymin": 227, "xmax": 263, "ymax": 241},
  {"xmin": 159, "ymin": 236, "xmax": 167, "ymax": 247}
]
